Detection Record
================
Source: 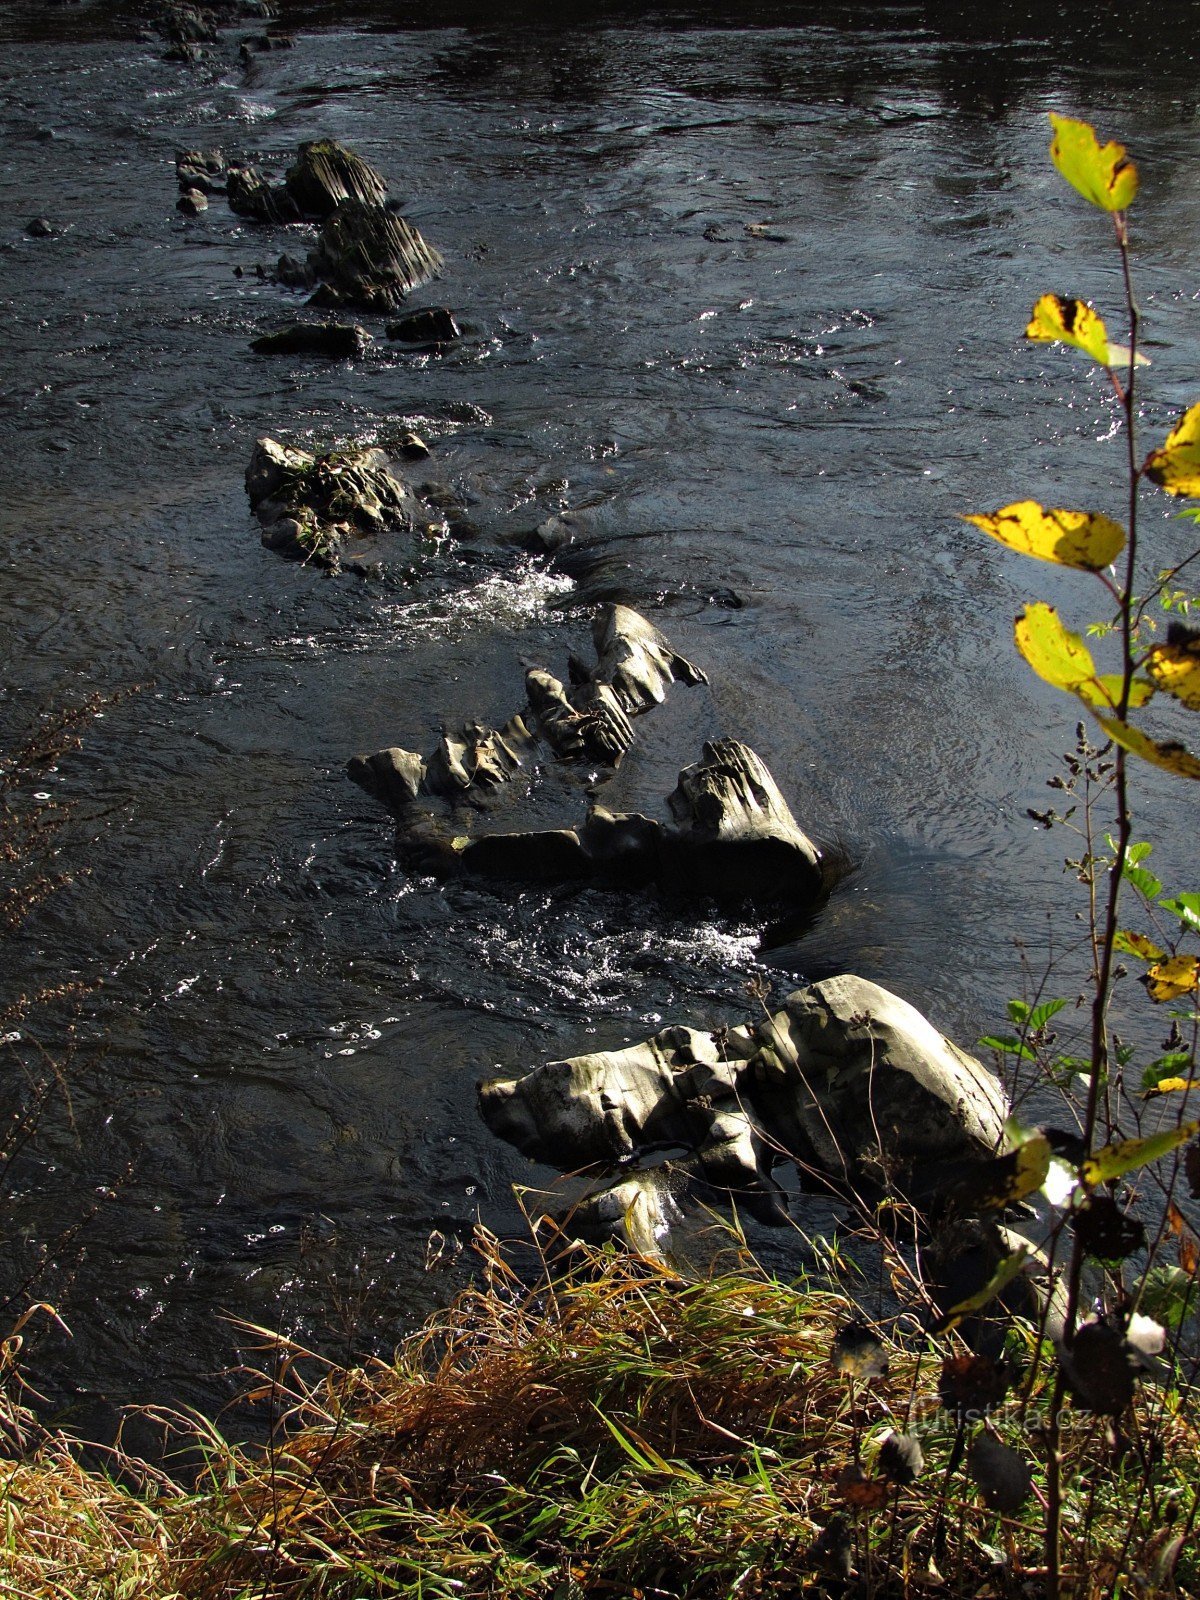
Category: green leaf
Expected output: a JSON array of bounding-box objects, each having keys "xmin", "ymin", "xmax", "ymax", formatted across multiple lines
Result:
[
  {"xmin": 1140, "ymin": 1266, "xmax": 1194, "ymax": 1330},
  {"xmin": 1127, "ymin": 841, "xmax": 1154, "ymax": 867},
  {"xmin": 1141, "ymin": 1053, "xmax": 1195, "ymax": 1090},
  {"xmin": 1113, "ymin": 929, "xmax": 1165, "ymax": 962},
  {"xmin": 930, "ymin": 1248, "xmax": 1030, "ymax": 1334},
  {"xmin": 980, "ymin": 1034, "xmax": 1035, "ymax": 1061},
  {"xmin": 1145, "ymin": 403, "xmax": 1200, "ymax": 498},
  {"xmin": 964, "ymin": 498, "xmax": 1125, "ymax": 569},
  {"xmin": 1081, "ymin": 1121, "xmax": 1200, "ymax": 1187},
  {"xmin": 1158, "ymin": 892, "xmax": 1200, "ymax": 938},
  {"xmin": 1125, "ymin": 865, "xmax": 1164, "ymax": 901},
  {"xmin": 1049, "ymin": 113, "xmax": 1139, "ymax": 211},
  {"xmin": 1030, "ymin": 998, "xmax": 1068, "ymax": 1029},
  {"xmin": 1007, "ymin": 998, "xmax": 1030, "ymax": 1025}
]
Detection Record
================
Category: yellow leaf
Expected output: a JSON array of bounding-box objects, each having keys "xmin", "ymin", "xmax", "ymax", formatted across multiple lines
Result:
[
  {"xmin": 1049, "ymin": 113, "xmax": 1139, "ymax": 212},
  {"xmin": 1082, "ymin": 1121, "xmax": 1199, "ymax": 1187},
  {"xmin": 1093, "ymin": 713, "xmax": 1200, "ymax": 780},
  {"xmin": 1114, "ymin": 929, "xmax": 1165, "ymax": 962},
  {"xmin": 1025, "ymin": 295, "xmax": 1112, "ymax": 366},
  {"xmin": 964, "ymin": 501, "xmax": 1125, "ymax": 571},
  {"xmin": 1144, "ymin": 403, "xmax": 1200, "ymax": 498},
  {"xmin": 1146, "ymin": 629, "xmax": 1200, "ymax": 709},
  {"xmin": 1144, "ymin": 1078, "xmax": 1200, "ymax": 1098},
  {"xmin": 1014, "ymin": 603, "xmax": 1098, "ymax": 692},
  {"xmin": 1103, "ymin": 343, "xmax": 1151, "ymax": 370},
  {"xmin": 1076, "ymin": 674, "xmax": 1156, "ymax": 711},
  {"xmin": 1144, "ymin": 955, "xmax": 1200, "ymax": 1003}
]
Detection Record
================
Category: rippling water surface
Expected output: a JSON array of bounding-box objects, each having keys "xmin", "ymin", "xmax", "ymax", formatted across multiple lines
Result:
[{"xmin": 1, "ymin": 0, "xmax": 1198, "ymax": 1433}]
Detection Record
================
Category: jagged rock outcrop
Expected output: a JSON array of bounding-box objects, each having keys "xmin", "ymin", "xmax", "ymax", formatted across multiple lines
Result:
[
  {"xmin": 284, "ymin": 139, "xmax": 389, "ymax": 216},
  {"xmin": 197, "ymin": 136, "xmax": 443, "ymax": 310},
  {"xmin": 307, "ymin": 200, "xmax": 443, "ymax": 311},
  {"xmin": 347, "ymin": 605, "xmax": 706, "ymax": 813},
  {"xmin": 245, "ymin": 436, "xmax": 432, "ymax": 569},
  {"xmin": 423, "ymin": 740, "xmax": 826, "ymax": 907},
  {"xmin": 480, "ymin": 974, "xmax": 1009, "ymax": 1230}
]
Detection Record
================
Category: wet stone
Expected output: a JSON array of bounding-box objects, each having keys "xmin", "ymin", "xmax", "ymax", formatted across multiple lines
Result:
[
  {"xmin": 249, "ymin": 322, "xmax": 372, "ymax": 359},
  {"xmin": 386, "ymin": 307, "xmax": 461, "ymax": 346},
  {"xmin": 245, "ymin": 436, "xmax": 428, "ymax": 570},
  {"xmin": 25, "ymin": 217, "xmax": 54, "ymax": 238}
]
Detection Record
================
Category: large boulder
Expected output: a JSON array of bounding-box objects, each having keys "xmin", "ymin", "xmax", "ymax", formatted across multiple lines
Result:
[
  {"xmin": 479, "ymin": 975, "xmax": 1009, "ymax": 1221},
  {"xmin": 284, "ymin": 139, "xmax": 388, "ymax": 216},
  {"xmin": 383, "ymin": 739, "xmax": 827, "ymax": 912}
]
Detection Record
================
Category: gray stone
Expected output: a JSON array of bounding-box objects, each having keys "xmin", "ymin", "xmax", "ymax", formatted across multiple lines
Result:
[
  {"xmin": 479, "ymin": 975, "xmax": 1009, "ymax": 1226},
  {"xmin": 284, "ymin": 139, "xmax": 388, "ymax": 217},
  {"xmin": 386, "ymin": 307, "xmax": 460, "ymax": 346},
  {"xmin": 307, "ymin": 199, "xmax": 443, "ymax": 313}
]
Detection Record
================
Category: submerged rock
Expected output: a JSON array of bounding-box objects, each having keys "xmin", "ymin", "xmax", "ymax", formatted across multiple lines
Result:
[
  {"xmin": 24, "ymin": 217, "xmax": 54, "ymax": 238},
  {"xmin": 308, "ymin": 200, "xmax": 443, "ymax": 311},
  {"xmin": 245, "ymin": 436, "xmax": 430, "ymax": 569},
  {"xmin": 175, "ymin": 148, "xmax": 227, "ymax": 194},
  {"xmin": 480, "ymin": 974, "xmax": 1009, "ymax": 1231},
  {"xmin": 177, "ymin": 188, "xmax": 208, "ymax": 215},
  {"xmin": 250, "ymin": 322, "xmax": 372, "ymax": 359}
]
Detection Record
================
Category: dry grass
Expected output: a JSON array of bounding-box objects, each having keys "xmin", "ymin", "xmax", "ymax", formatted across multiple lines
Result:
[{"xmin": 0, "ymin": 1226, "xmax": 1193, "ymax": 1599}]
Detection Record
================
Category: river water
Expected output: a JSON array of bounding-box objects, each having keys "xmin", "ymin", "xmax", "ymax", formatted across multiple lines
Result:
[{"xmin": 1, "ymin": 0, "xmax": 1198, "ymax": 1436}]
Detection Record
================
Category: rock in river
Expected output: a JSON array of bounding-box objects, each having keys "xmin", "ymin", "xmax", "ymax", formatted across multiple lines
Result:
[
  {"xmin": 250, "ymin": 322, "xmax": 372, "ymax": 359},
  {"xmin": 386, "ymin": 307, "xmax": 461, "ymax": 346},
  {"xmin": 347, "ymin": 604, "xmax": 707, "ymax": 811},
  {"xmin": 479, "ymin": 974, "xmax": 1009, "ymax": 1224},
  {"xmin": 245, "ymin": 436, "xmax": 431, "ymax": 570},
  {"xmin": 308, "ymin": 200, "xmax": 443, "ymax": 312}
]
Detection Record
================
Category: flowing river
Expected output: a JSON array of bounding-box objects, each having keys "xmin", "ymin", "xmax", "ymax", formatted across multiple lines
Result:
[{"xmin": 1, "ymin": 0, "xmax": 1198, "ymax": 1438}]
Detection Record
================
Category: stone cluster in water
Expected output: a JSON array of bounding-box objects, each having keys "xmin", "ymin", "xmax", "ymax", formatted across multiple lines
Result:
[{"xmin": 186, "ymin": 113, "xmax": 1017, "ymax": 1275}]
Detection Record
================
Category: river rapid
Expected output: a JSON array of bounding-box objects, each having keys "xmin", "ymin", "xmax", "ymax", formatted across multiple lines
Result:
[{"xmin": 1, "ymin": 0, "xmax": 1198, "ymax": 1437}]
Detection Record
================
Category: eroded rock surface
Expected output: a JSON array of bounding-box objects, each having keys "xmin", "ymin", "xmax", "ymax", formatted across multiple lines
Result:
[
  {"xmin": 307, "ymin": 200, "xmax": 443, "ymax": 311},
  {"xmin": 250, "ymin": 322, "xmax": 372, "ymax": 359},
  {"xmin": 348, "ymin": 605, "xmax": 707, "ymax": 811},
  {"xmin": 246, "ymin": 436, "xmax": 431, "ymax": 569},
  {"xmin": 480, "ymin": 974, "xmax": 1009, "ymax": 1231},
  {"xmin": 426, "ymin": 740, "xmax": 826, "ymax": 908}
]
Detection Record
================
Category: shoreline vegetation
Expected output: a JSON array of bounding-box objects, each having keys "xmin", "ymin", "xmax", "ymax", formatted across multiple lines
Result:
[{"xmin": 2, "ymin": 1228, "xmax": 1197, "ymax": 1600}]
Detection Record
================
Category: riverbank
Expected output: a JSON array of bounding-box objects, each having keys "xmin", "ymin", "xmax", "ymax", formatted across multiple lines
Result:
[{"xmin": 2, "ymin": 1229, "xmax": 1195, "ymax": 1598}]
